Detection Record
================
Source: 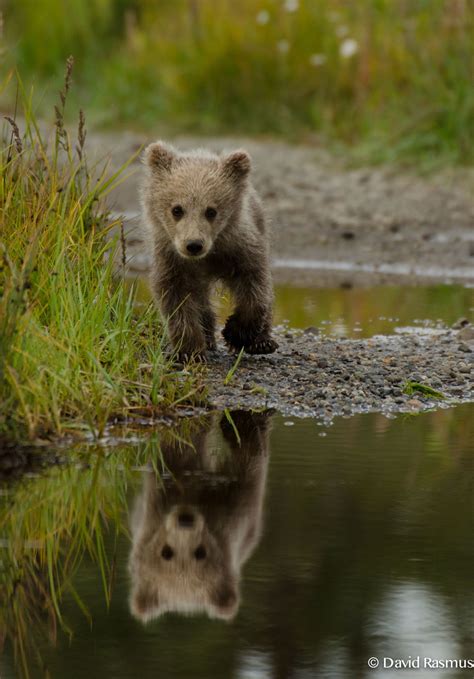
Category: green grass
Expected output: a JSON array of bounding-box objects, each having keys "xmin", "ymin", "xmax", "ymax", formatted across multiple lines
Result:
[
  {"xmin": 0, "ymin": 68, "xmax": 204, "ymax": 443},
  {"xmin": 403, "ymin": 381, "xmax": 446, "ymax": 399},
  {"xmin": 3, "ymin": 0, "xmax": 473, "ymax": 167},
  {"xmin": 224, "ymin": 347, "xmax": 245, "ymax": 386}
]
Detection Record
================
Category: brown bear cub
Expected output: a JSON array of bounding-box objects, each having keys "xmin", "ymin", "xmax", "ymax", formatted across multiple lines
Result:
[
  {"xmin": 128, "ymin": 410, "xmax": 272, "ymax": 622},
  {"xmin": 141, "ymin": 141, "xmax": 278, "ymax": 361}
]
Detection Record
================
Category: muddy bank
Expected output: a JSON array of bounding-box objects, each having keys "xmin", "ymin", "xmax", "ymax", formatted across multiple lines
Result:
[
  {"xmin": 87, "ymin": 130, "xmax": 474, "ymax": 286},
  {"xmin": 202, "ymin": 324, "xmax": 474, "ymax": 420},
  {"xmin": 0, "ymin": 440, "xmax": 66, "ymax": 481}
]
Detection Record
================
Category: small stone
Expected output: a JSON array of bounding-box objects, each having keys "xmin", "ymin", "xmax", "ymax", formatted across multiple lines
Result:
[
  {"xmin": 407, "ymin": 398, "xmax": 423, "ymax": 409},
  {"xmin": 458, "ymin": 325, "xmax": 474, "ymax": 342},
  {"xmin": 388, "ymin": 374, "xmax": 402, "ymax": 384},
  {"xmin": 458, "ymin": 343, "xmax": 473, "ymax": 353},
  {"xmin": 452, "ymin": 317, "xmax": 469, "ymax": 329},
  {"xmin": 304, "ymin": 326, "xmax": 320, "ymax": 336}
]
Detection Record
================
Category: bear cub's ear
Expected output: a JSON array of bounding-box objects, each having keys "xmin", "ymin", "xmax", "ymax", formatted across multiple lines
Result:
[
  {"xmin": 221, "ymin": 150, "xmax": 251, "ymax": 180},
  {"xmin": 144, "ymin": 141, "xmax": 176, "ymax": 173}
]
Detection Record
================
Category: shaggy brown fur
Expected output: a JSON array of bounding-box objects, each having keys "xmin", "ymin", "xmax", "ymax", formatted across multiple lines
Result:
[
  {"xmin": 128, "ymin": 411, "xmax": 272, "ymax": 622},
  {"xmin": 141, "ymin": 141, "xmax": 278, "ymax": 361}
]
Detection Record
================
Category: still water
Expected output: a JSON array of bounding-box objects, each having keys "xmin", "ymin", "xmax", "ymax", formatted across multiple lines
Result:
[
  {"xmin": 132, "ymin": 280, "xmax": 474, "ymax": 338},
  {"xmin": 273, "ymin": 284, "xmax": 474, "ymax": 337},
  {"xmin": 1, "ymin": 405, "xmax": 473, "ymax": 679}
]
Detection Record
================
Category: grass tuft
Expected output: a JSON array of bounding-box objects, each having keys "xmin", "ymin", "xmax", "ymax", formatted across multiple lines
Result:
[
  {"xmin": 224, "ymin": 347, "xmax": 245, "ymax": 386},
  {"xmin": 0, "ymin": 66, "xmax": 202, "ymax": 442},
  {"xmin": 403, "ymin": 381, "xmax": 446, "ymax": 399}
]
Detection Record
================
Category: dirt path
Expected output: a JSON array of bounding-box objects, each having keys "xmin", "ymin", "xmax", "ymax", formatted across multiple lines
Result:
[
  {"xmin": 90, "ymin": 130, "xmax": 474, "ymax": 286},
  {"xmin": 92, "ymin": 131, "xmax": 474, "ymax": 420}
]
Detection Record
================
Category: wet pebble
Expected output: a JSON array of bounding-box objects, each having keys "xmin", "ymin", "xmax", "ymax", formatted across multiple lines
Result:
[
  {"xmin": 458, "ymin": 325, "xmax": 474, "ymax": 342},
  {"xmin": 458, "ymin": 343, "xmax": 473, "ymax": 353}
]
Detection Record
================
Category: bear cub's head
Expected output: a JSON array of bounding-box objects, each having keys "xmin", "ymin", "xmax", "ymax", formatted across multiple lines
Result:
[
  {"xmin": 129, "ymin": 501, "xmax": 239, "ymax": 623},
  {"xmin": 143, "ymin": 141, "xmax": 251, "ymax": 260}
]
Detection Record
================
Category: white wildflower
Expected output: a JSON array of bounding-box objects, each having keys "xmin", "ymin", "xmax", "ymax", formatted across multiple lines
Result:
[
  {"xmin": 336, "ymin": 25, "xmax": 349, "ymax": 38},
  {"xmin": 339, "ymin": 38, "xmax": 359, "ymax": 58},
  {"xmin": 309, "ymin": 53, "xmax": 327, "ymax": 67},
  {"xmin": 277, "ymin": 39, "xmax": 290, "ymax": 53},
  {"xmin": 256, "ymin": 10, "xmax": 270, "ymax": 25},
  {"xmin": 283, "ymin": 0, "xmax": 299, "ymax": 13}
]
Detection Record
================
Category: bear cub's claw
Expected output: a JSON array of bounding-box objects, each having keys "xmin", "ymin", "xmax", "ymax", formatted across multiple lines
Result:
[
  {"xmin": 245, "ymin": 337, "xmax": 279, "ymax": 355},
  {"xmin": 222, "ymin": 316, "xmax": 278, "ymax": 355}
]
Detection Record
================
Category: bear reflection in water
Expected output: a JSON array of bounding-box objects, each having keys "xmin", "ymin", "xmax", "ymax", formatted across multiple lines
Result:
[{"xmin": 128, "ymin": 410, "xmax": 272, "ymax": 622}]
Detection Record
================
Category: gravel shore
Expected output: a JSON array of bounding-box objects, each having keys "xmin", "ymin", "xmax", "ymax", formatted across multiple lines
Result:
[{"xmin": 204, "ymin": 324, "xmax": 474, "ymax": 420}]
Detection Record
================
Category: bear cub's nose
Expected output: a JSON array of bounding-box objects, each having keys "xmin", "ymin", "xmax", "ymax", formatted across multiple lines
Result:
[
  {"xmin": 186, "ymin": 240, "xmax": 204, "ymax": 256},
  {"xmin": 178, "ymin": 512, "xmax": 195, "ymax": 528}
]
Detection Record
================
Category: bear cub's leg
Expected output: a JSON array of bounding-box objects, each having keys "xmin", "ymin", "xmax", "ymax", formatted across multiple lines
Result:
[
  {"xmin": 201, "ymin": 305, "xmax": 217, "ymax": 352},
  {"xmin": 222, "ymin": 269, "xmax": 278, "ymax": 355},
  {"xmin": 157, "ymin": 276, "xmax": 210, "ymax": 362}
]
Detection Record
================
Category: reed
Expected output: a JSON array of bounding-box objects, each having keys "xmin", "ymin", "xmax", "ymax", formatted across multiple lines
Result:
[{"xmin": 0, "ymin": 64, "xmax": 204, "ymax": 442}]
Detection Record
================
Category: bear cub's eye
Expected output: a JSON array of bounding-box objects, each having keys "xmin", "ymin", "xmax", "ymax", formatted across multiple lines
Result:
[
  {"xmin": 194, "ymin": 545, "xmax": 207, "ymax": 560},
  {"xmin": 171, "ymin": 205, "xmax": 184, "ymax": 219},
  {"xmin": 205, "ymin": 207, "xmax": 217, "ymax": 221},
  {"xmin": 161, "ymin": 545, "xmax": 174, "ymax": 560}
]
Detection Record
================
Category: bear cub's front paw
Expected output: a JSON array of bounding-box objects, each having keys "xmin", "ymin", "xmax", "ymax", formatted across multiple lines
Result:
[
  {"xmin": 245, "ymin": 337, "xmax": 279, "ymax": 355},
  {"xmin": 222, "ymin": 315, "xmax": 278, "ymax": 355}
]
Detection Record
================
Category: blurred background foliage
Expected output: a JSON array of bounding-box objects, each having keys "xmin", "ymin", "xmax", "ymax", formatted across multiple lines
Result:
[{"xmin": 1, "ymin": 0, "xmax": 473, "ymax": 165}]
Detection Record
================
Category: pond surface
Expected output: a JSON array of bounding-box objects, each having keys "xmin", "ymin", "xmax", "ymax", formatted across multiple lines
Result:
[
  {"xmin": 273, "ymin": 283, "xmax": 474, "ymax": 338},
  {"xmin": 1, "ymin": 404, "xmax": 473, "ymax": 679},
  {"xmin": 132, "ymin": 280, "xmax": 474, "ymax": 338}
]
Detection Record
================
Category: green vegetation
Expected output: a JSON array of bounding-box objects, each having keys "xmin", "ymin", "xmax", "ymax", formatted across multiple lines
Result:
[
  {"xmin": 0, "ymin": 66, "xmax": 203, "ymax": 443},
  {"xmin": 403, "ymin": 380, "xmax": 446, "ymax": 399},
  {"xmin": 224, "ymin": 347, "xmax": 245, "ymax": 385},
  {"xmin": 2, "ymin": 0, "xmax": 473, "ymax": 166}
]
